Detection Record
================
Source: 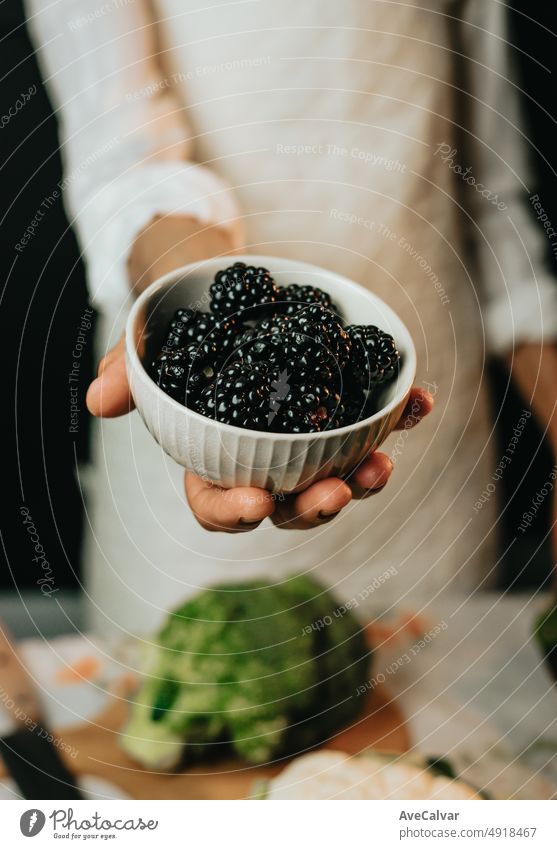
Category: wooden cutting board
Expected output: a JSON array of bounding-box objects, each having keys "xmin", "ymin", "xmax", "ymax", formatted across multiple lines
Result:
[{"xmin": 0, "ymin": 684, "xmax": 408, "ymax": 799}]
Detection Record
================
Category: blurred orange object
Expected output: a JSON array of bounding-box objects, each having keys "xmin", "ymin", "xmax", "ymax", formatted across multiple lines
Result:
[
  {"xmin": 55, "ymin": 656, "xmax": 102, "ymax": 685},
  {"xmin": 365, "ymin": 611, "xmax": 430, "ymax": 651}
]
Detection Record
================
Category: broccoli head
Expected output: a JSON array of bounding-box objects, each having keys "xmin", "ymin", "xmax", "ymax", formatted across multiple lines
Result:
[
  {"xmin": 121, "ymin": 574, "xmax": 372, "ymax": 768},
  {"xmin": 534, "ymin": 600, "xmax": 557, "ymax": 682}
]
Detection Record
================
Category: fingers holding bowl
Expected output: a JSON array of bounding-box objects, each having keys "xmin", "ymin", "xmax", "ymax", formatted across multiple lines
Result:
[
  {"xmin": 348, "ymin": 451, "xmax": 394, "ymax": 499},
  {"xmin": 87, "ymin": 336, "xmax": 136, "ymax": 418},
  {"xmin": 271, "ymin": 452, "xmax": 396, "ymax": 529},
  {"xmin": 182, "ymin": 385, "xmax": 434, "ymax": 532},
  {"xmin": 185, "ymin": 473, "xmax": 276, "ymax": 533},
  {"xmin": 270, "ymin": 478, "xmax": 353, "ymax": 530},
  {"xmin": 395, "ymin": 387, "xmax": 434, "ymax": 431}
]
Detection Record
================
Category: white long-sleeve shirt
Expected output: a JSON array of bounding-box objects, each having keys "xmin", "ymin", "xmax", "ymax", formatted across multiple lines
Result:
[
  {"xmin": 24, "ymin": 0, "xmax": 557, "ymax": 637},
  {"xmin": 26, "ymin": 0, "xmax": 557, "ymax": 349}
]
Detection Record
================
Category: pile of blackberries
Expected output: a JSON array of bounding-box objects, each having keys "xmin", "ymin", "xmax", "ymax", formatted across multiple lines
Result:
[{"xmin": 149, "ymin": 262, "xmax": 400, "ymax": 433}]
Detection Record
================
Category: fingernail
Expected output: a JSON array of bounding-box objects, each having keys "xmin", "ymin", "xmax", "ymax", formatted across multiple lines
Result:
[
  {"xmin": 239, "ymin": 517, "xmax": 261, "ymax": 526},
  {"xmin": 318, "ymin": 509, "xmax": 341, "ymax": 520},
  {"xmin": 364, "ymin": 460, "xmax": 393, "ymax": 490},
  {"xmin": 362, "ymin": 482, "xmax": 388, "ymax": 497}
]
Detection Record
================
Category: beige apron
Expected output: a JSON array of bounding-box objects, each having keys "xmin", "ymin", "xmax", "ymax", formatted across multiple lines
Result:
[{"xmin": 85, "ymin": 1, "xmax": 497, "ymax": 639}]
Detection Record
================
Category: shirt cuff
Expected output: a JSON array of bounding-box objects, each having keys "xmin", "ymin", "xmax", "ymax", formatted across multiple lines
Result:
[
  {"xmin": 484, "ymin": 276, "xmax": 557, "ymax": 354},
  {"xmin": 69, "ymin": 161, "xmax": 243, "ymax": 317}
]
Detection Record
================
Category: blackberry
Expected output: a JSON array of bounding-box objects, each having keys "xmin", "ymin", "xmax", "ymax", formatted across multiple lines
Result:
[
  {"xmin": 290, "ymin": 306, "xmax": 351, "ymax": 370},
  {"xmin": 295, "ymin": 361, "xmax": 339, "ymax": 383},
  {"xmin": 151, "ymin": 341, "xmax": 218, "ymax": 408},
  {"xmin": 255, "ymin": 314, "xmax": 289, "ymax": 335},
  {"xmin": 277, "ymin": 283, "xmax": 339, "ymax": 316},
  {"xmin": 182, "ymin": 312, "xmax": 218, "ymax": 345},
  {"xmin": 346, "ymin": 325, "xmax": 400, "ymax": 387},
  {"xmin": 197, "ymin": 359, "xmax": 333, "ymax": 433},
  {"xmin": 273, "ymin": 408, "xmax": 322, "ymax": 434},
  {"xmin": 210, "ymin": 262, "xmax": 279, "ymax": 319},
  {"xmin": 184, "ymin": 312, "xmax": 242, "ymax": 359},
  {"xmin": 235, "ymin": 313, "xmax": 345, "ymax": 375},
  {"xmin": 276, "ymin": 324, "xmax": 336, "ymax": 370},
  {"xmin": 150, "ymin": 350, "xmax": 188, "ymax": 400},
  {"xmin": 217, "ymin": 318, "xmax": 246, "ymax": 359},
  {"xmin": 164, "ymin": 309, "xmax": 200, "ymax": 349},
  {"xmin": 290, "ymin": 302, "xmax": 343, "ymax": 327},
  {"xmin": 198, "ymin": 361, "xmax": 279, "ymax": 430},
  {"xmin": 232, "ymin": 316, "xmax": 287, "ymax": 366},
  {"xmin": 268, "ymin": 367, "xmax": 338, "ymax": 433},
  {"xmin": 287, "ymin": 370, "xmax": 343, "ymax": 426},
  {"xmin": 150, "ymin": 263, "xmax": 401, "ymax": 434},
  {"xmin": 336, "ymin": 384, "xmax": 373, "ymax": 427},
  {"xmin": 175, "ymin": 307, "xmax": 199, "ymax": 325},
  {"xmin": 232, "ymin": 324, "xmax": 277, "ymax": 365}
]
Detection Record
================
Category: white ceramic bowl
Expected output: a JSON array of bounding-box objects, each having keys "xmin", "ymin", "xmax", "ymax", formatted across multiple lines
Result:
[{"xmin": 125, "ymin": 255, "xmax": 416, "ymax": 493}]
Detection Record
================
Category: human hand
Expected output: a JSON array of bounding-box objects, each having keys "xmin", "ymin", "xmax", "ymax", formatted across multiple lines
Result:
[
  {"xmin": 88, "ymin": 215, "xmax": 433, "ymax": 532},
  {"xmin": 87, "ymin": 213, "xmax": 235, "ymax": 416},
  {"xmin": 88, "ymin": 344, "xmax": 433, "ymax": 532},
  {"xmin": 127, "ymin": 213, "xmax": 236, "ymax": 296},
  {"xmin": 184, "ymin": 388, "xmax": 433, "ymax": 531}
]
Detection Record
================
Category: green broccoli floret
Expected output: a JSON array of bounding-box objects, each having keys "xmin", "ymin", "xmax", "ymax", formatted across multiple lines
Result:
[
  {"xmin": 121, "ymin": 575, "xmax": 371, "ymax": 768},
  {"xmin": 534, "ymin": 600, "xmax": 557, "ymax": 682}
]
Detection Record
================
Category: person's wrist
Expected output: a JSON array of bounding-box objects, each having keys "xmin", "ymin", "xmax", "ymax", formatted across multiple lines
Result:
[{"xmin": 127, "ymin": 214, "xmax": 237, "ymax": 296}]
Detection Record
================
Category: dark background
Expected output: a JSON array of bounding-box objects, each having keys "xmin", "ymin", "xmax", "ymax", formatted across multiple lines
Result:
[
  {"xmin": 0, "ymin": 1, "xmax": 93, "ymax": 598},
  {"xmin": 0, "ymin": 2, "xmax": 554, "ymax": 597},
  {"xmin": 493, "ymin": 4, "xmax": 557, "ymax": 589}
]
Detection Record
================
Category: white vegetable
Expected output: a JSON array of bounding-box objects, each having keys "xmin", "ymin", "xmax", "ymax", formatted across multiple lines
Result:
[{"xmin": 265, "ymin": 750, "xmax": 480, "ymax": 800}]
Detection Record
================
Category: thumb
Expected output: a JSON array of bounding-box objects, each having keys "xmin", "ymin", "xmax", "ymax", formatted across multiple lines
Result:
[{"xmin": 86, "ymin": 336, "xmax": 135, "ymax": 418}]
